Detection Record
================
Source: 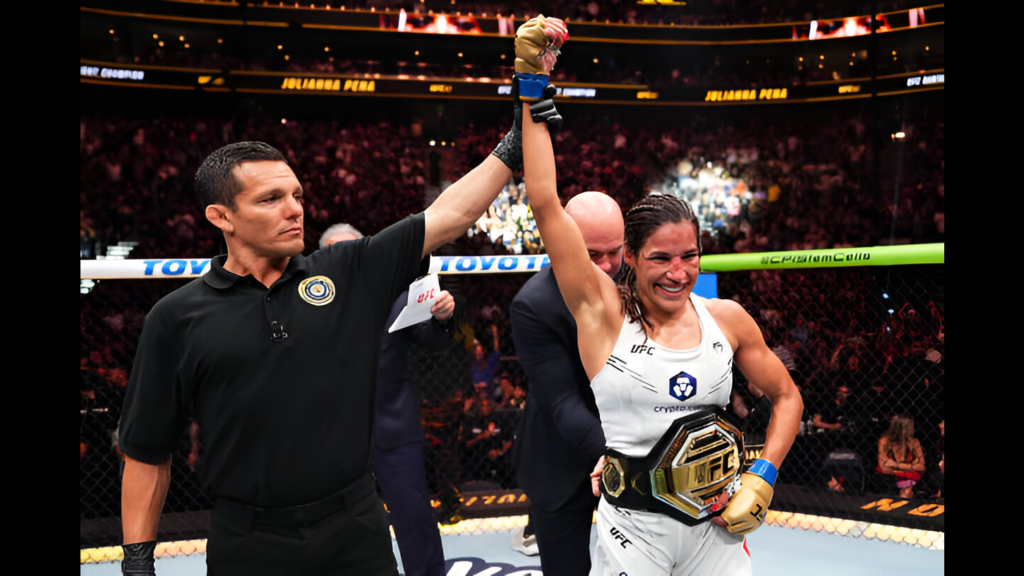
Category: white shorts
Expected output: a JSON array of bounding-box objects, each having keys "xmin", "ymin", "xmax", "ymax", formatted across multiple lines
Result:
[{"xmin": 590, "ymin": 497, "xmax": 752, "ymax": 576}]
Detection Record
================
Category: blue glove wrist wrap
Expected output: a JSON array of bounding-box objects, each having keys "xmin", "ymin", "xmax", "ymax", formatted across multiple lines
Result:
[
  {"xmin": 748, "ymin": 459, "xmax": 778, "ymax": 487},
  {"xmin": 515, "ymin": 73, "xmax": 549, "ymax": 100}
]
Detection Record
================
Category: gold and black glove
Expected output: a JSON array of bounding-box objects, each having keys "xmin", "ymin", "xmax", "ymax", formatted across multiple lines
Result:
[
  {"xmin": 719, "ymin": 459, "xmax": 776, "ymax": 535},
  {"xmin": 513, "ymin": 15, "xmax": 568, "ymax": 102}
]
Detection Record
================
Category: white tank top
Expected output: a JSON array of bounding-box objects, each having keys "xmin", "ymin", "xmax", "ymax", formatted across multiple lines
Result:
[{"xmin": 591, "ymin": 293, "xmax": 734, "ymax": 458}]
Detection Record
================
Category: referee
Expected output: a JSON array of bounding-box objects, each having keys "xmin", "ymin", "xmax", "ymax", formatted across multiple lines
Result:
[
  {"xmin": 321, "ymin": 223, "xmax": 454, "ymax": 576},
  {"xmin": 117, "ymin": 130, "xmax": 537, "ymax": 575}
]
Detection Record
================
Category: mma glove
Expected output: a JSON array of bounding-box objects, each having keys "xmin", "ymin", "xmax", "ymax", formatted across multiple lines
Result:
[
  {"xmin": 719, "ymin": 459, "xmax": 776, "ymax": 535},
  {"xmin": 514, "ymin": 15, "xmax": 568, "ymax": 101},
  {"xmin": 121, "ymin": 541, "xmax": 156, "ymax": 575}
]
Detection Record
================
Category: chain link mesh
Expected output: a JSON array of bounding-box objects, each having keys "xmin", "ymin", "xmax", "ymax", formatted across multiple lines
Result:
[{"xmin": 80, "ymin": 263, "xmax": 943, "ymax": 556}]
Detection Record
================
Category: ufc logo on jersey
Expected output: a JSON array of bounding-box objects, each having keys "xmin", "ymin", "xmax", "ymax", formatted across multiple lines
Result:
[
  {"xmin": 630, "ymin": 344, "xmax": 655, "ymax": 355},
  {"xmin": 610, "ymin": 527, "xmax": 633, "ymax": 549}
]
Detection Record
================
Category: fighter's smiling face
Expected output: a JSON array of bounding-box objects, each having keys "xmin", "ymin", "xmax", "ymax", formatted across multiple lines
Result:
[{"xmin": 624, "ymin": 220, "xmax": 701, "ymax": 316}]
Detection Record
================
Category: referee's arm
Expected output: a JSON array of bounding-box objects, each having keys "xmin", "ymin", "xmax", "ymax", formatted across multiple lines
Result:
[
  {"xmin": 422, "ymin": 155, "xmax": 511, "ymax": 257},
  {"xmin": 118, "ymin": 299, "xmax": 189, "ymax": 547},
  {"xmin": 121, "ymin": 455, "xmax": 171, "ymax": 543}
]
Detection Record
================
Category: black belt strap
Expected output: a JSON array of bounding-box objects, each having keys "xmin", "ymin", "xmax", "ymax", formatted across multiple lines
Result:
[{"xmin": 215, "ymin": 474, "xmax": 377, "ymax": 530}]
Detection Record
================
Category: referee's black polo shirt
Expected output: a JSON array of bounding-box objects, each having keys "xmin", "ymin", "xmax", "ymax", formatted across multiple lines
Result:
[{"xmin": 119, "ymin": 213, "xmax": 428, "ymax": 508}]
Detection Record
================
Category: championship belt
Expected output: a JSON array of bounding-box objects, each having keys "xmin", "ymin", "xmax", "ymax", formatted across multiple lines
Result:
[{"xmin": 600, "ymin": 408, "xmax": 745, "ymax": 526}]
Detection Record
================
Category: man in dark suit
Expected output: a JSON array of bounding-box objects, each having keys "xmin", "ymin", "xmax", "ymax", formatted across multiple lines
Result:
[
  {"xmin": 510, "ymin": 192, "xmax": 624, "ymax": 575},
  {"xmin": 323, "ymin": 224, "xmax": 455, "ymax": 576}
]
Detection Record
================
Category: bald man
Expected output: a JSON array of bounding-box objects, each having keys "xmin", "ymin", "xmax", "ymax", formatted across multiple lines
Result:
[{"xmin": 510, "ymin": 192, "xmax": 624, "ymax": 575}]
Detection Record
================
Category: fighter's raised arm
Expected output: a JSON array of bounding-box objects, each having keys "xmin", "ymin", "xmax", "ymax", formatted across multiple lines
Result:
[
  {"xmin": 422, "ymin": 16, "xmax": 569, "ymax": 258},
  {"xmin": 519, "ymin": 17, "xmax": 621, "ymax": 379}
]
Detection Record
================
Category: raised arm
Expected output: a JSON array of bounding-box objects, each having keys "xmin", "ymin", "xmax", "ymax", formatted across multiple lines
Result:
[
  {"xmin": 422, "ymin": 156, "xmax": 512, "ymax": 257},
  {"xmin": 422, "ymin": 16, "xmax": 569, "ymax": 258},
  {"xmin": 521, "ymin": 104, "xmax": 616, "ymax": 333}
]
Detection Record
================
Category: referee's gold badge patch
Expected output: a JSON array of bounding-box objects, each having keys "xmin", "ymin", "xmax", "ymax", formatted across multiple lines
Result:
[{"xmin": 298, "ymin": 276, "xmax": 335, "ymax": 306}]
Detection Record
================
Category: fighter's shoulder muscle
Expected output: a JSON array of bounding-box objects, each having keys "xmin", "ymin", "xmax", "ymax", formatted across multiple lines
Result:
[{"xmin": 701, "ymin": 296, "xmax": 757, "ymax": 348}]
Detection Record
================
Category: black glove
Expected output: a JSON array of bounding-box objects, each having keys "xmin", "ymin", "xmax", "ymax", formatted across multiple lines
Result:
[
  {"xmin": 121, "ymin": 541, "xmax": 156, "ymax": 575},
  {"xmin": 490, "ymin": 81, "xmax": 563, "ymax": 171},
  {"xmin": 490, "ymin": 120, "xmax": 523, "ymax": 172}
]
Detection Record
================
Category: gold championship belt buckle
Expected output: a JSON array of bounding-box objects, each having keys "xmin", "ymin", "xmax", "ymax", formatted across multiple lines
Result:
[{"xmin": 600, "ymin": 408, "xmax": 745, "ymax": 525}]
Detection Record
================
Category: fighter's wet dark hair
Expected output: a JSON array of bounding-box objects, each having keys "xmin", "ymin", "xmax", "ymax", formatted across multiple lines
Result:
[
  {"xmin": 195, "ymin": 141, "xmax": 286, "ymax": 210},
  {"xmin": 618, "ymin": 193, "xmax": 701, "ymax": 337}
]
